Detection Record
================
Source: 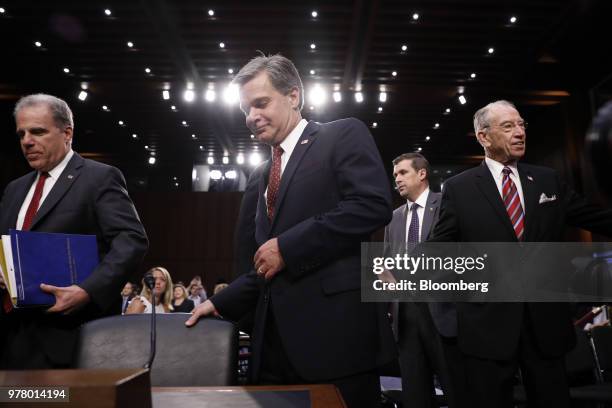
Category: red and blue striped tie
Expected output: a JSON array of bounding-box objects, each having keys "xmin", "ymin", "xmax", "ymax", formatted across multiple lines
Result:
[{"xmin": 502, "ymin": 167, "xmax": 524, "ymax": 240}]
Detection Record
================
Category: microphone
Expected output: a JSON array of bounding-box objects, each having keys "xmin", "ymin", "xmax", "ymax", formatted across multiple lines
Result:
[{"xmin": 142, "ymin": 271, "xmax": 157, "ymax": 370}]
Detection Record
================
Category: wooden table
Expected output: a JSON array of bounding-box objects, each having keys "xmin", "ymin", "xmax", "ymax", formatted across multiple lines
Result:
[{"xmin": 153, "ymin": 384, "xmax": 347, "ymax": 408}]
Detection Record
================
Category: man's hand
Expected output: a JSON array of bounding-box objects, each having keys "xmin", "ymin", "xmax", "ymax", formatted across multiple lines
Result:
[
  {"xmin": 41, "ymin": 284, "xmax": 90, "ymax": 314},
  {"xmin": 125, "ymin": 296, "xmax": 146, "ymax": 314},
  {"xmin": 254, "ymin": 238, "xmax": 285, "ymax": 280},
  {"xmin": 185, "ymin": 299, "xmax": 220, "ymax": 327}
]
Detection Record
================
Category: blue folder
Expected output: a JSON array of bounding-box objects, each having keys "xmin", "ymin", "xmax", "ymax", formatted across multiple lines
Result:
[{"xmin": 9, "ymin": 229, "xmax": 99, "ymax": 307}]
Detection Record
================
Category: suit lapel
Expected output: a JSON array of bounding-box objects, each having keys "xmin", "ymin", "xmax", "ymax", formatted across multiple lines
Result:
[
  {"xmin": 5, "ymin": 172, "xmax": 37, "ymax": 229},
  {"xmin": 269, "ymin": 121, "xmax": 320, "ymax": 230},
  {"xmin": 474, "ymin": 161, "xmax": 517, "ymax": 240},
  {"xmin": 421, "ymin": 192, "xmax": 439, "ymax": 241},
  {"xmin": 517, "ymin": 163, "xmax": 538, "ymax": 241},
  {"xmin": 30, "ymin": 154, "xmax": 83, "ymax": 230}
]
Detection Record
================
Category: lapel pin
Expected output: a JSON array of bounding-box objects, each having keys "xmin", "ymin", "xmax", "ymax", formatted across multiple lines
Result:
[
  {"xmin": 429, "ymin": 207, "xmax": 434, "ymax": 211},
  {"xmin": 67, "ymin": 174, "xmax": 74, "ymax": 179},
  {"xmin": 300, "ymin": 139, "xmax": 309, "ymax": 145},
  {"xmin": 527, "ymin": 175, "xmax": 533, "ymax": 181}
]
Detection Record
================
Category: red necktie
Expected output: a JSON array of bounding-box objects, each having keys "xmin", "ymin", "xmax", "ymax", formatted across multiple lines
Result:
[
  {"xmin": 266, "ymin": 146, "xmax": 284, "ymax": 219},
  {"xmin": 502, "ymin": 167, "xmax": 525, "ymax": 240},
  {"xmin": 22, "ymin": 172, "xmax": 49, "ymax": 231}
]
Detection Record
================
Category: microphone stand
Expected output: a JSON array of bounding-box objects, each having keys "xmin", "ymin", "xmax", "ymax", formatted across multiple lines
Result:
[{"xmin": 142, "ymin": 272, "xmax": 157, "ymax": 370}]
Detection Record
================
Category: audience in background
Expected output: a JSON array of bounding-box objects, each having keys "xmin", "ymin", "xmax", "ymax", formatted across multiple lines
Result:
[
  {"xmin": 126, "ymin": 267, "xmax": 174, "ymax": 314},
  {"xmin": 171, "ymin": 283, "xmax": 194, "ymax": 313},
  {"xmin": 187, "ymin": 275, "xmax": 208, "ymax": 302},
  {"xmin": 120, "ymin": 282, "xmax": 137, "ymax": 314}
]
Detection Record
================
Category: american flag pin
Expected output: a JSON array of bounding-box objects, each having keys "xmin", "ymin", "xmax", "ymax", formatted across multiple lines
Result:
[
  {"xmin": 527, "ymin": 175, "xmax": 533, "ymax": 181},
  {"xmin": 67, "ymin": 174, "xmax": 74, "ymax": 179},
  {"xmin": 300, "ymin": 139, "xmax": 309, "ymax": 144},
  {"xmin": 429, "ymin": 207, "xmax": 434, "ymax": 211}
]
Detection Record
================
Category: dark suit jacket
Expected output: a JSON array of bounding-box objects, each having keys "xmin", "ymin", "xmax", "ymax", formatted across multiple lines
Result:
[
  {"xmin": 432, "ymin": 161, "xmax": 612, "ymax": 360},
  {"xmin": 0, "ymin": 153, "xmax": 148, "ymax": 367},
  {"xmin": 212, "ymin": 118, "xmax": 396, "ymax": 382}
]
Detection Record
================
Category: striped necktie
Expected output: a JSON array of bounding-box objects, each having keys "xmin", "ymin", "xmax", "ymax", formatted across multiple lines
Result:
[{"xmin": 502, "ymin": 167, "xmax": 525, "ymax": 240}]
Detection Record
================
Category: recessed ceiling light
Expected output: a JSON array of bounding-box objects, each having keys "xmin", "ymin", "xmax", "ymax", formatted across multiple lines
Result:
[
  {"xmin": 63, "ymin": 67, "xmax": 70, "ymax": 73},
  {"xmin": 0, "ymin": 7, "xmax": 6, "ymax": 14},
  {"xmin": 250, "ymin": 134, "xmax": 255, "ymax": 139},
  {"xmin": 458, "ymin": 95, "xmax": 467, "ymax": 105},
  {"xmin": 199, "ymin": 145, "xmax": 204, "ymax": 150},
  {"xmin": 434, "ymin": 123, "xmax": 440, "ymax": 129},
  {"xmin": 488, "ymin": 47, "xmax": 495, "ymax": 54},
  {"xmin": 445, "ymin": 108, "xmax": 451, "ymax": 114},
  {"xmin": 372, "ymin": 122, "xmax": 378, "ymax": 128},
  {"xmin": 236, "ymin": 153, "xmax": 245, "ymax": 164},
  {"xmin": 104, "ymin": 9, "xmax": 111, "ymax": 16},
  {"xmin": 118, "ymin": 120, "xmax": 124, "ymax": 126},
  {"xmin": 145, "ymin": 145, "xmax": 149, "ymax": 149},
  {"xmin": 510, "ymin": 16, "xmax": 517, "ymax": 24},
  {"xmin": 310, "ymin": 43, "xmax": 316, "ymax": 50},
  {"xmin": 181, "ymin": 120, "xmax": 188, "ymax": 126},
  {"xmin": 144, "ymin": 67, "xmax": 151, "ymax": 74},
  {"xmin": 309, "ymin": 105, "xmax": 315, "ymax": 111},
  {"xmin": 222, "ymin": 156, "xmax": 229, "ymax": 164},
  {"xmin": 417, "ymin": 147, "xmax": 422, "ymax": 152},
  {"xmin": 191, "ymin": 134, "xmax": 196, "ymax": 139},
  {"xmin": 228, "ymin": 68, "xmax": 234, "ymax": 74},
  {"xmin": 378, "ymin": 106, "xmax": 383, "ymax": 113},
  {"xmin": 219, "ymin": 42, "xmax": 225, "ymax": 48},
  {"xmin": 311, "ymin": 10, "xmax": 318, "ymax": 18},
  {"xmin": 171, "ymin": 105, "xmax": 177, "ymax": 111},
  {"xmin": 174, "ymin": 182, "xmax": 179, "ymax": 187},
  {"xmin": 77, "ymin": 91, "xmax": 88, "ymax": 101},
  {"xmin": 162, "ymin": 90, "xmax": 170, "ymax": 100},
  {"xmin": 207, "ymin": 157, "xmax": 215, "ymax": 165},
  {"xmin": 205, "ymin": 89, "xmax": 216, "ymax": 102},
  {"xmin": 379, "ymin": 92, "xmax": 387, "ymax": 103},
  {"xmin": 34, "ymin": 41, "xmax": 42, "ymax": 47},
  {"xmin": 183, "ymin": 89, "xmax": 196, "ymax": 102},
  {"xmin": 412, "ymin": 13, "xmax": 419, "ymax": 20},
  {"xmin": 310, "ymin": 69, "xmax": 316, "ymax": 75},
  {"xmin": 102, "ymin": 105, "xmax": 109, "ymax": 111},
  {"xmin": 150, "ymin": 152, "xmax": 156, "ymax": 157},
  {"xmin": 148, "ymin": 157, "xmax": 156, "ymax": 165},
  {"xmin": 425, "ymin": 136, "xmax": 431, "ymax": 141},
  {"xmin": 401, "ymin": 44, "xmax": 407, "ymax": 52},
  {"xmin": 470, "ymin": 72, "xmax": 477, "ymax": 79},
  {"xmin": 391, "ymin": 71, "xmax": 397, "ymax": 77},
  {"xmin": 332, "ymin": 91, "xmax": 342, "ymax": 103},
  {"xmin": 355, "ymin": 92, "xmax": 364, "ymax": 103},
  {"xmin": 132, "ymin": 134, "xmax": 138, "ymax": 139},
  {"xmin": 208, "ymin": 9, "xmax": 215, "ymax": 17}
]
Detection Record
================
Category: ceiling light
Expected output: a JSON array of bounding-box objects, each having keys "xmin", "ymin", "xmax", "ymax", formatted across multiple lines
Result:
[
  {"xmin": 219, "ymin": 42, "xmax": 225, "ymax": 49},
  {"xmin": 250, "ymin": 134, "xmax": 255, "ymax": 139},
  {"xmin": 236, "ymin": 153, "xmax": 245, "ymax": 164},
  {"xmin": 148, "ymin": 157, "xmax": 156, "ymax": 165},
  {"xmin": 310, "ymin": 43, "xmax": 316, "ymax": 50},
  {"xmin": 401, "ymin": 44, "xmax": 407, "ymax": 52},
  {"xmin": 77, "ymin": 91, "xmax": 88, "ymax": 101},
  {"xmin": 412, "ymin": 13, "xmax": 419, "ymax": 20},
  {"xmin": 104, "ymin": 9, "xmax": 111, "ymax": 16},
  {"xmin": 488, "ymin": 47, "xmax": 495, "ymax": 54},
  {"xmin": 434, "ymin": 123, "xmax": 440, "ymax": 129},
  {"xmin": 355, "ymin": 92, "xmax": 364, "ymax": 103},
  {"xmin": 207, "ymin": 156, "xmax": 215, "ymax": 165},
  {"xmin": 445, "ymin": 108, "xmax": 451, "ymax": 114},
  {"xmin": 417, "ymin": 147, "xmax": 422, "ymax": 152},
  {"xmin": 150, "ymin": 152, "xmax": 156, "ymax": 157},
  {"xmin": 162, "ymin": 90, "xmax": 170, "ymax": 100},
  {"xmin": 470, "ymin": 72, "xmax": 477, "ymax": 79},
  {"xmin": 199, "ymin": 145, "xmax": 204, "ymax": 150},
  {"xmin": 222, "ymin": 156, "xmax": 229, "ymax": 164},
  {"xmin": 205, "ymin": 89, "xmax": 216, "ymax": 102},
  {"xmin": 145, "ymin": 145, "xmax": 149, "ymax": 150},
  {"xmin": 171, "ymin": 105, "xmax": 177, "ymax": 111},
  {"xmin": 222, "ymin": 83, "xmax": 239, "ymax": 105},
  {"xmin": 127, "ymin": 41, "xmax": 134, "ymax": 48},
  {"xmin": 311, "ymin": 10, "xmax": 318, "ymax": 18},
  {"xmin": 102, "ymin": 105, "xmax": 109, "ymax": 111},
  {"xmin": 249, "ymin": 152, "xmax": 262, "ymax": 166},
  {"xmin": 0, "ymin": 7, "xmax": 6, "ymax": 13},
  {"xmin": 191, "ymin": 134, "xmax": 196, "ymax": 139},
  {"xmin": 181, "ymin": 120, "xmax": 188, "ymax": 126},
  {"xmin": 372, "ymin": 122, "xmax": 378, "ymax": 128},
  {"xmin": 208, "ymin": 9, "xmax": 215, "ymax": 17},
  {"xmin": 144, "ymin": 67, "xmax": 151, "ymax": 74},
  {"xmin": 378, "ymin": 106, "xmax": 383, "ymax": 113},
  {"xmin": 63, "ymin": 67, "xmax": 70, "ymax": 74},
  {"xmin": 132, "ymin": 134, "xmax": 138, "ymax": 139},
  {"xmin": 391, "ymin": 71, "xmax": 397, "ymax": 77},
  {"xmin": 34, "ymin": 41, "xmax": 42, "ymax": 47},
  {"xmin": 210, "ymin": 169, "xmax": 222, "ymax": 180},
  {"xmin": 310, "ymin": 69, "xmax": 316, "ymax": 75},
  {"xmin": 458, "ymin": 95, "xmax": 467, "ymax": 105},
  {"xmin": 118, "ymin": 120, "xmax": 124, "ymax": 126},
  {"xmin": 425, "ymin": 136, "xmax": 431, "ymax": 141},
  {"xmin": 183, "ymin": 89, "xmax": 196, "ymax": 102},
  {"xmin": 228, "ymin": 68, "xmax": 234, "ymax": 74},
  {"xmin": 332, "ymin": 91, "xmax": 342, "ymax": 103},
  {"xmin": 510, "ymin": 16, "xmax": 517, "ymax": 24},
  {"xmin": 308, "ymin": 84, "xmax": 327, "ymax": 106},
  {"xmin": 225, "ymin": 170, "xmax": 237, "ymax": 179},
  {"xmin": 174, "ymin": 182, "xmax": 179, "ymax": 187},
  {"xmin": 379, "ymin": 92, "xmax": 387, "ymax": 103}
]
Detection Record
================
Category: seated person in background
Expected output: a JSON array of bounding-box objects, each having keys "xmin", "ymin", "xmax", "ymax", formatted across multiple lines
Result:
[
  {"xmin": 187, "ymin": 275, "xmax": 208, "ymax": 302},
  {"xmin": 213, "ymin": 283, "xmax": 229, "ymax": 295},
  {"xmin": 125, "ymin": 267, "xmax": 173, "ymax": 314},
  {"xmin": 120, "ymin": 282, "xmax": 136, "ymax": 314},
  {"xmin": 171, "ymin": 283, "xmax": 194, "ymax": 313},
  {"xmin": 187, "ymin": 283, "xmax": 204, "ymax": 307}
]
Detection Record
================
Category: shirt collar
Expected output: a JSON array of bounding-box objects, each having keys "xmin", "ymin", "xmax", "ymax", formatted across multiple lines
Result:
[
  {"xmin": 277, "ymin": 119, "xmax": 308, "ymax": 157},
  {"xmin": 407, "ymin": 187, "xmax": 430, "ymax": 209},
  {"xmin": 485, "ymin": 156, "xmax": 518, "ymax": 177},
  {"xmin": 47, "ymin": 149, "xmax": 74, "ymax": 179}
]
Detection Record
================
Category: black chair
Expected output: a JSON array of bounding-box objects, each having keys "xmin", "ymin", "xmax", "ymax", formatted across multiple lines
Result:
[{"xmin": 75, "ymin": 314, "xmax": 238, "ymax": 386}]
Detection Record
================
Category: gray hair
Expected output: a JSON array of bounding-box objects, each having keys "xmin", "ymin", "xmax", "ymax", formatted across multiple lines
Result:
[
  {"xmin": 14, "ymin": 93, "xmax": 74, "ymax": 130},
  {"xmin": 233, "ymin": 54, "xmax": 304, "ymax": 109},
  {"xmin": 473, "ymin": 100, "xmax": 516, "ymax": 134}
]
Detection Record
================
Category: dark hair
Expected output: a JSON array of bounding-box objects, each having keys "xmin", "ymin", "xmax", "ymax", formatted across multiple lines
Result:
[
  {"xmin": 232, "ymin": 53, "xmax": 304, "ymax": 109},
  {"xmin": 392, "ymin": 152, "xmax": 431, "ymax": 177}
]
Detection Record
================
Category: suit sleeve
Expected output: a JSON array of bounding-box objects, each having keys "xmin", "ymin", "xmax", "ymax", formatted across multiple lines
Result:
[
  {"xmin": 79, "ymin": 166, "xmax": 148, "ymax": 311},
  {"xmin": 277, "ymin": 119, "xmax": 393, "ymax": 280}
]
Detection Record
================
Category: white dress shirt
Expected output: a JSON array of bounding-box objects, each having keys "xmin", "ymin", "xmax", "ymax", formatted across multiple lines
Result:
[
  {"xmin": 405, "ymin": 188, "xmax": 430, "ymax": 243},
  {"xmin": 17, "ymin": 150, "xmax": 74, "ymax": 230},
  {"xmin": 484, "ymin": 157, "xmax": 525, "ymax": 212}
]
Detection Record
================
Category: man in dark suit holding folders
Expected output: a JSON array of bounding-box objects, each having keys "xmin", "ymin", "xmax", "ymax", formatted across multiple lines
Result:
[
  {"xmin": 0, "ymin": 94, "xmax": 148, "ymax": 368},
  {"xmin": 431, "ymin": 100, "xmax": 612, "ymax": 407},
  {"xmin": 186, "ymin": 54, "xmax": 395, "ymax": 408}
]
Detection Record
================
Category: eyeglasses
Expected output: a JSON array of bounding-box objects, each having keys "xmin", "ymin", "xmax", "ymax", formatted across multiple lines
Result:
[{"xmin": 485, "ymin": 121, "xmax": 528, "ymax": 133}]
